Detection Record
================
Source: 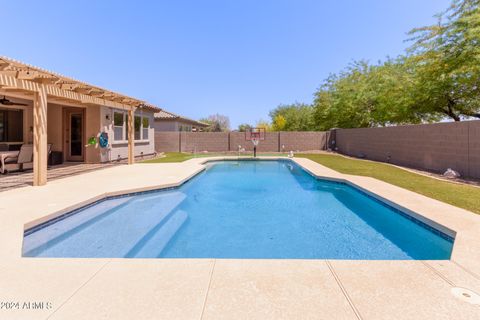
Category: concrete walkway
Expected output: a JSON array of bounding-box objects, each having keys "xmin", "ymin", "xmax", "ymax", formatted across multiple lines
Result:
[{"xmin": 0, "ymin": 157, "xmax": 479, "ymax": 319}]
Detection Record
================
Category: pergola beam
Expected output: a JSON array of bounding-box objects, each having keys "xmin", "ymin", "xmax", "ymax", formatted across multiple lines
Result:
[
  {"xmin": 0, "ymin": 73, "xmax": 136, "ymax": 110},
  {"xmin": 0, "ymin": 56, "xmax": 159, "ymax": 111},
  {"xmin": 17, "ymin": 70, "xmax": 40, "ymax": 80},
  {"xmin": 1, "ymin": 70, "xmax": 18, "ymax": 78},
  {"xmin": 60, "ymin": 83, "xmax": 79, "ymax": 91},
  {"xmin": 128, "ymin": 108, "xmax": 135, "ymax": 164},
  {"xmin": 33, "ymin": 84, "xmax": 48, "ymax": 186}
]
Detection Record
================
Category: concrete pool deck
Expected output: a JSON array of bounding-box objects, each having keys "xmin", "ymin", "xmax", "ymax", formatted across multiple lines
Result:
[{"xmin": 0, "ymin": 156, "xmax": 479, "ymax": 319}]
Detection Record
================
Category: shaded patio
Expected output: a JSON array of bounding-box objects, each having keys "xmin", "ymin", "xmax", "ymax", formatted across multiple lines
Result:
[
  {"xmin": 0, "ymin": 162, "xmax": 121, "ymax": 192},
  {"xmin": 0, "ymin": 151, "xmax": 160, "ymax": 192},
  {"xmin": 0, "ymin": 56, "xmax": 160, "ymax": 187}
]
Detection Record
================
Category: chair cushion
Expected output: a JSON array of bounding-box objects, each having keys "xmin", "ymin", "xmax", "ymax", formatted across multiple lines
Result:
[{"xmin": 17, "ymin": 144, "xmax": 34, "ymax": 164}]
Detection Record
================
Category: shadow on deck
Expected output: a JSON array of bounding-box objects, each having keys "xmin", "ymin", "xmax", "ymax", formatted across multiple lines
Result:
[{"xmin": 0, "ymin": 162, "xmax": 123, "ymax": 192}]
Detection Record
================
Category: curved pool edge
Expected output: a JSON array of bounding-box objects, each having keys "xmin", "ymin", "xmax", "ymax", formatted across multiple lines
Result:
[
  {"xmin": 23, "ymin": 156, "xmax": 455, "ymax": 244},
  {"xmin": 15, "ymin": 155, "xmax": 480, "ymax": 269}
]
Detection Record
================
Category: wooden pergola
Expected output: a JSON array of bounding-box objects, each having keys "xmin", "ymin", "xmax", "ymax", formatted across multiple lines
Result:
[{"xmin": 0, "ymin": 56, "xmax": 160, "ymax": 186}]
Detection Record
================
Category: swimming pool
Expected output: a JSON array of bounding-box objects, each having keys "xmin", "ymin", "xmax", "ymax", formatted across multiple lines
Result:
[{"xmin": 23, "ymin": 160, "xmax": 453, "ymax": 259}]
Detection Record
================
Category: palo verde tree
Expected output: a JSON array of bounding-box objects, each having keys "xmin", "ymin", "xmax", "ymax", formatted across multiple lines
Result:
[
  {"xmin": 407, "ymin": 0, "xmax": 480, "ymax": 121},
  {"xmin": 310, "ymin": 0, "xmax": 480, "ymax": 129},
  {"xmin": 313, "ymin": 59, "xmax": 426, "ymax": 130}
]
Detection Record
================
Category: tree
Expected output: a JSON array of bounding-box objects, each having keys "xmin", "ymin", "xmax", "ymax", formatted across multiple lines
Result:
[
  {"xmin": 310, "ymin": 0, "xmax": 480, "ymax": 129},
  {"xmin": 312, "ymin": 59, "xmax": 425, "ymax": 130},
  {"xmin": 407, "ymin": 0, "xmax": 480, "ymax": 121},
  {"xmin": 199, "ymin": 113, "xmax": 231, "ymax": 132},
  {"xmin": 255, "ymin": 119, "xmax": 272, "ymax": 132},
  {"xmin": 269, "ymin": 103, "xmax": 315, "ymax": 131},
  {"xmin": 272, "ymin": 115, "xmax": 286, "ymax": 131},
  {"xmin": 313, "ymin": 62, "xmax": 375, "ymax": 130},
  {"xmin": 237, "ymin": 123, "xmax": 252, "ymax": 132}
]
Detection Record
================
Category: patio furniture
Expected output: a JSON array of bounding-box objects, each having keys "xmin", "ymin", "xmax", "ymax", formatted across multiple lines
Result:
[
  {"xmin": 1, "ymin": 145, "xmax": 31, "ymax": 173},
  {"xmin": 1, "ymin": 144, "xmax": 52, "ymax": 174},
  {"xmin": 49, "ymin": 151, "xmax": 63, "ymax": 166},
  {"xmin": 0, "ymin": 150, "xmax": 20, "ymax": 173}
]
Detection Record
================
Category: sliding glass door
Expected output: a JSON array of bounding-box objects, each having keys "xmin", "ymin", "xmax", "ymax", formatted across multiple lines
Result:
[{"xmin": 0, "ymin": 109, "xmax": 24, "ymax": 143}]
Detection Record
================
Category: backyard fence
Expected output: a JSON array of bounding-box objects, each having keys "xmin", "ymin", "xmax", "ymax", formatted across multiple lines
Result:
[
  {"xmin": 155, "ymin": 131, "xmax": 329, "ymax": 153},
  {"xmin": 334, "ymin": 120, "xmax": 480, "ymax": 179},
  {"xmin": 154, "ymin": 120, "xmax": 480, "ymax": 179}
]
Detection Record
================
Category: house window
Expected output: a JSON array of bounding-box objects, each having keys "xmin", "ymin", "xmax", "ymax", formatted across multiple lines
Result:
[
  {"xmin": 134, "ymin": 116, "xmax": 141, "ymax": 140},
  {"xmin": 113, "ymin": 112, "xmax": 124, "ymax": 141},
  {"xmin": 142, "ymin": 117, "xmax": 149, "ymax": 139},
  {"xmin": 112, "ymin": 110, "xmax": 147, "ymax": 141}
]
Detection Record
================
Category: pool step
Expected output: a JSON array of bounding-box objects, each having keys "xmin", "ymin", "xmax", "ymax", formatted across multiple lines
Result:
[
  {"xmin": 24, "ymin": 191, "xmax": 187, "ymax": 257},
  {"xmin": 127, "ymin": 209, "xmax": 188, "ymax": 258},
  {"xmin": 23, "ymin": 197, "xmax": 133, "ymax": 255}
]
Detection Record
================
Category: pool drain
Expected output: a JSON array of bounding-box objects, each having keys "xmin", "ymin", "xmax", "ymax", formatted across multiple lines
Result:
[{"xmin": 451, "ymin": 287, "xmax": 480, "ymax": 305}]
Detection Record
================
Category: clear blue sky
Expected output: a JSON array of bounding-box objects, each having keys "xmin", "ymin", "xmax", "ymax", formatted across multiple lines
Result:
[{"xmin": 1, "ymin": 0, "xmax": 451, "ymax": 128}]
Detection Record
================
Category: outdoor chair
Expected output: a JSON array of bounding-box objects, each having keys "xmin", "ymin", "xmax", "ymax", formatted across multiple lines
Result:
[{"xmin": 1, "ymin": 144, "xmax": 52, "ymax": 174}]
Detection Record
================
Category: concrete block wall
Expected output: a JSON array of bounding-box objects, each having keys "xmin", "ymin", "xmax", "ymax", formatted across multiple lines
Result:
[
  {"xmin": 335, "ymin": 120, "xmax": 480, "ymax": 179},
  {"xmin": 154, "ymin": 132, "xmax": 180, "ymax": 152},
  {"xmin": 469, "ymin": 122, "xmax": 480, "ymax": 178},
  {"xmin": 279, "ymin": 132, "xmax": 327, "ymax": 152},
  {"xmin": 230, "ymin": 132, "xmax": 280, "ymax": 152},
  {"xmin": 155, "ymin": 131, "xmax": 328, "ymax": 153},
  {"xmin": 181, "ymin": 132, "xmax": 229, "ymax": 152}
]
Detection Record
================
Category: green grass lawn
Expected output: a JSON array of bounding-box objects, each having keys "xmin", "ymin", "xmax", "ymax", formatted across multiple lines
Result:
[
  {"xmin": 297, "ymin": 153, "xmax": 480, "ymax": 215},
  {"xmin": 142, "ymin": 152, "xmax": 197, "ymax": 163},
  {"xmin": 143, "ymin": 152, "xmax": 480, "ymax": 214}
]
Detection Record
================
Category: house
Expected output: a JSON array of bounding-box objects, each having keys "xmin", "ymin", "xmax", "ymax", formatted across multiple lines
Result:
[
  {"xmin": 153, "ymin": 110, "xmax": 208, "ymax": 132},
  {"xmin": 0, "ymin": 56, "xmax": 161, "ymax": 186}
]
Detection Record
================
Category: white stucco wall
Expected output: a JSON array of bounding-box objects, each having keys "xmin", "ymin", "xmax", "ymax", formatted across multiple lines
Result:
[{"xmin": 99, "ymin": 107, "xmax": 155, "ymax": 162}]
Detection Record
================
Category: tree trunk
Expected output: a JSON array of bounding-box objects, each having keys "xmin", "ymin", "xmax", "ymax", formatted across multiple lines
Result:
[{"xmin": 444, "ymin": 99, "xmax": 460, "ymax": 121}]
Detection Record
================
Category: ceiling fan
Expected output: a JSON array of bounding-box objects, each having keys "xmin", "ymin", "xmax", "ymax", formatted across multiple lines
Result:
[{"xmin": 0, "ymin": 96, "xmax": 29, "ymax": 106}]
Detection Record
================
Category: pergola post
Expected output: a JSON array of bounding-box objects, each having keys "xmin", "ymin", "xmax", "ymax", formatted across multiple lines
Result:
[
  {"xmin": 127, "ymin": 108, "xmax": 134, "ymax": 164},
  {"xmin": 33, "ymin": 84, "xmax": 48, "ymax": 186}
]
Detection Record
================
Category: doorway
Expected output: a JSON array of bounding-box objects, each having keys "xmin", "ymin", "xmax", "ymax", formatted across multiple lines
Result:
[{"xmin": 64, "ymin": 108, "xmax": 85, "ymax": 162}]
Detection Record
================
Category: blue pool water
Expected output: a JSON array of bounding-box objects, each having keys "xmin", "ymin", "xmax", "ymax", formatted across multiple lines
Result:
[{"xmin": 23, "ymin": 160, "xmax": 453, "ymax": 259}]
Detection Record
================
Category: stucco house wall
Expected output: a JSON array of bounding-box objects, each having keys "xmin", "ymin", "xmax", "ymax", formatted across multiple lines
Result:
[{"xmin": 99, "ymin": 107, "xmax": 155, "ymax": 162}]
